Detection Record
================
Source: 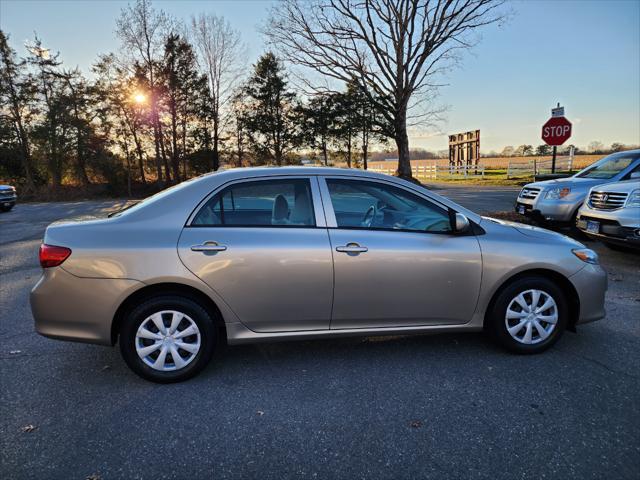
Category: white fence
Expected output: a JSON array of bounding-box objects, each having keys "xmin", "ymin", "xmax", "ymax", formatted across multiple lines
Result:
[
  {"xmin": 507, "ymin": 148, "xmax": 575, "ymax": 178},
  {"xmin": 370, "ymin": 163, "xmax": 485, "ymax": 180},
  {"xmin": 507, "ymin": 156, "xmax": 574, "ymax": 178}
]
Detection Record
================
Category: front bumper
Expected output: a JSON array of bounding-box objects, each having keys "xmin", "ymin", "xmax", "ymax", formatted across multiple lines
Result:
[
  {"xmin": 0, "ymin": 193, "xmax": 17, "ymax": 207},
  {"xmin": 569, "ymin": 263, "xmax": 608, "ymax": 325},
  {"xmin": 515, "ymin": 195, "xmax": 579, "ymax": 223},
  {"xmin": 576, "ymin": 207, "xmax": 640, "ymax": 247},
  {"xmin": 31, "ymin": 266, "xmax": 142, "ymax": 345}
]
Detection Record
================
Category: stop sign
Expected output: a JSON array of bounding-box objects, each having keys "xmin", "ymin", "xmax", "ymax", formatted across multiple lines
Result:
[{"xmin": 542, "ymin": 116, "xmax": 572, "ymax": 146}]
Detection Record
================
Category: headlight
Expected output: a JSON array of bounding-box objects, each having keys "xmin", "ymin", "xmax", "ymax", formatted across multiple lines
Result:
[
  {"xmin": 572, "ymin": 248, "xmax": 599, "ymax": 265},
  {"xmin": 545, "ymin": 187, "xmax": 571, "ymax": 199},
  {"xmin": 625, "ymin": 189, "xmax": 640, "ymax": 208}
]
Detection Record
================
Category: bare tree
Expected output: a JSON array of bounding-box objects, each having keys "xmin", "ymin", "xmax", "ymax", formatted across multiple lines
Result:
[
  {"xmin": 116, "ymin": 0, "xmax": 170, "ymax": 184},
  {"xmin": 267, "ymin": 0, "xmax": 505, "ymax": 179},
  {"xmin": 190, "ymin": 13, "xmax": 244, "ymax": 171}
]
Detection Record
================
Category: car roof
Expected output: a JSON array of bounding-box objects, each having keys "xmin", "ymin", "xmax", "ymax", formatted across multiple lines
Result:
[{"xmin": 203, "ymin": 166, "xmax": 393, "ymax": 181}]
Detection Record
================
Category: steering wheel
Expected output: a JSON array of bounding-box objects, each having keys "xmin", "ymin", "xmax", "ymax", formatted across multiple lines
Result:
[{"xmin": 362, "ymin": 204, "xmax": 378, "ymax": 228}]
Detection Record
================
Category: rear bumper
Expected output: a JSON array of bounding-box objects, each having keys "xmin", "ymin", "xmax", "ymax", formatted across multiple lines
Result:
[
  {"xmin": 30, "ymin": 267, "xmax": 142, "ymax": 345},
  {"xmin": 570, "ymin": 264, "xmax": 608, "ymax": 325}
]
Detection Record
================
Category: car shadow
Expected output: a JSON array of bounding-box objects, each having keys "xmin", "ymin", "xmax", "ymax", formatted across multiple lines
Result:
[{"xmin": 58, "ymin": 330, "xmax": 505, "ymax": 388}]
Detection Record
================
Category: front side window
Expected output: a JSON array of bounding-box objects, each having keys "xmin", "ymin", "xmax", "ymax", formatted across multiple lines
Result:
[
  {"xmin": 576, "ymin": 153, "xmax": 639, "ymax": 179},
  {"xmin": 326, "ymin": 179, "xmax": 452, "ymax": 233},
  {"xmin": 192, "ymin": 179, "xmax": 315, "ymax": 227}
]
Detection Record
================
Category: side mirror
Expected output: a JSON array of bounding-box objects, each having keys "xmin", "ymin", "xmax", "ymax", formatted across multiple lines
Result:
[
  {"xmin": 630, "ymin": 171, "xmax": 640, "ymax": 179},
  {"xmin": 454, "ymin": 213, "xmax": 471, "ymax": 234}
]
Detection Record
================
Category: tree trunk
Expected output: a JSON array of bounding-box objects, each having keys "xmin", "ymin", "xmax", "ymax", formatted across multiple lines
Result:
[
  {"xmin": 16, "ymin": 122, "xmax": 35, "ymax": 191},
  {"xmin": 133, "ymin": 133, "xmax": 146, "ymax": 185},
  {"xmin": 395, "ymin": 114, "xmax": 412, "ymax": 178},
  {"xmin": 236, "ymin": 122, "xmax": 243, "ymax": 168},
  {"xmin": 123, "ymin": 139, "xmax": 132, "ymax": 197},
  {"xmin": 346, "ymin": 129, "xmax": 352, "ymax": 168},
  {"xmin": 181, "ymin": 118, "xmax": 187, "ymax": 179},
  {"xmin": 212, "ymin": 116, "xmax": 220, "ymax": 171},
  {"xmin": 170, "ymin": 99, "xmax": 180, "ymax": 182},
  {"xmin": 158, "ymin": 121, "xmax": 171, "ymax": 184},
  {"xmin": 75, "ymin": 128, "xmax": 90, "ymax": 187},
  {"xmin": 362, "ymin": 128, "xmax": 369, "ymax": 170},
  {"xmin": 322, "ymin": 140, "xmax": 328, "ymax": 166},
  {"xmin": 153, "ymin": 119, "xmax": 163, "ymax": 185}
]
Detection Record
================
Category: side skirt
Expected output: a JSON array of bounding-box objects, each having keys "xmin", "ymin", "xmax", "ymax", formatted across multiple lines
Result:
[{"xmin": 225, "ymin": 321, "xmax": 482, "ymax": 345}]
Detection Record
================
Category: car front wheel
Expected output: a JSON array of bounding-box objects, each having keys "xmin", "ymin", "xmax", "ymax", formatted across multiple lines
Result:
[
  {"xmin": 487, "ymin": 276, "xmax": 568, "ymax": 353},
  {"xmin": 119, "ymin": 295, "xmax": 216, "ymax": 383}
]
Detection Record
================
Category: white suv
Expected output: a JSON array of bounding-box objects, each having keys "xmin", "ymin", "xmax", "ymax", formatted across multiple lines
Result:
[{"xmin": 576, "ymin": 178, "xmax": 640, "ymax": 250}]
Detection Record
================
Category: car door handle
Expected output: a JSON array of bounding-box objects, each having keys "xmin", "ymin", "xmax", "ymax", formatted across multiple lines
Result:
[
  {"xmin": 336, "ymin": 243, "xmax": 368, "ymax": 254},
  {"xmin": 191, "ymin": 242, "xmax": 227, "ymax": 252}
]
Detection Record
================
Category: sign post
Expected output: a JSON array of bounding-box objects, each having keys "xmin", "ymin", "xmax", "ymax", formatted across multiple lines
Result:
[{"xmin": 541, "ymin": 103, "xmax": 572, "ymax": 173}]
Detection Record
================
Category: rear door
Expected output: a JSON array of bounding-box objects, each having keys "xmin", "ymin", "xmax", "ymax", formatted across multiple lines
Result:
[
  {"xmin": 320, "ymin": 176, "xmax": 482, "ymax": 329},
  {"xmin": 178, "ymin": 176, "xmax": 333, "ymax": 333}
]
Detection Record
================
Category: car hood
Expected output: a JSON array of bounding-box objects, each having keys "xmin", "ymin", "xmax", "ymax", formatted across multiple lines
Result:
[
  {"xmin": 481, "ymin": 216, "xmax": 584, "ymax": 246},
  {"xmin": 590, "ymin": 179, "xmax": 640, "ymax": 194},
  {"xmin": 524, "ymin": 177, "xmax": 611, "ymax": 191},
  {"xmin": 0, "ymin": 185, "xmax": 15, "ymax": 191}
]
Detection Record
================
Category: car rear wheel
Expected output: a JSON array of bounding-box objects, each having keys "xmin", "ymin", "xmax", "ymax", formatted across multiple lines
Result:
[
  {"xmin": 119, "ymin": 296, "xmax": 216, "ymax": 383},
  {"xmin": 487, "ymin": 276, "xmax": 568, "ymax": 353}
]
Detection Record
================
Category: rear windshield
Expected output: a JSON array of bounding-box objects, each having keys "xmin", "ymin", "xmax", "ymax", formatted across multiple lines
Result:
[{"xmin": 109, "ymin": 174, "xmax": 210, "ymax": 218}]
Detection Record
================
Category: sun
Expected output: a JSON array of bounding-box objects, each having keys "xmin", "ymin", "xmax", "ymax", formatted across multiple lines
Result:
[{"xmin": 132, "ymin": 92, "xmax": 147, "ymax": 104}]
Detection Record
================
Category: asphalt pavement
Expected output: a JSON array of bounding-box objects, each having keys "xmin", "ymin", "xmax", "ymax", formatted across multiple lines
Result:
[{"xmin": 1, "ymin": 189, "xmax": 639, "ymax": 480}]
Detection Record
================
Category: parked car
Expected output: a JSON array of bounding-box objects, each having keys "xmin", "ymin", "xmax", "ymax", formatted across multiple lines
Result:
[
  {"xmin": 0, "ymin": 184, "xmax": 17, "ymax": 212},
  {"xmin": 576, "ymin": 178, "xmax": 640, "ymax": 250},
  {"xmin": 31, "ymin": 167, "xmax": 607, "ymax": 383},
  {"xmin": 515, "ymin": 150, "xmax": 640, "ymax": 225}
]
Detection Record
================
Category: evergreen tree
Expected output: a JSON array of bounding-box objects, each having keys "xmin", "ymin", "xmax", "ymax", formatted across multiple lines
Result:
[{"xmin": 242, "ymin": 53, "xmax": 301, "ymax": 165}]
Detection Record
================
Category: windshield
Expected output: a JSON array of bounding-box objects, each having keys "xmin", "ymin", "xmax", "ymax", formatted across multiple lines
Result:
[{"xmin": 576, "ymin": 153, "xmax": 639, "ymax": 179}]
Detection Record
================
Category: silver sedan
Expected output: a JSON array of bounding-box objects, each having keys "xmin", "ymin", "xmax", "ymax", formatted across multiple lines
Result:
[{"xmin": 31, "ymin": 167, "xmax": 607, "ymax": 382}]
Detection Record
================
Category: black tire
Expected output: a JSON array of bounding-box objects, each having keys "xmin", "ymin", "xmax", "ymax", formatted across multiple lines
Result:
[
  {"xmin": 486, "ymin": 276, "xmax": 568, "ymax": 354},
  {"xmin": 119, "ymin": 295, "xmax": 216, "ymax": 383},
  {"xmin": 0, "ymin": 204, "xmax": 13, "ymax": 212}
]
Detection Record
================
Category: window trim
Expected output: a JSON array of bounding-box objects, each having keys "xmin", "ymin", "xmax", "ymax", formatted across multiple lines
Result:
[
  {"xmin": 185, "ymin": 176, "xmax": 326, "ymax": 229},
  {"xmin": 318, "ymin": 176, "xmax": 458, "ymax": 235}
]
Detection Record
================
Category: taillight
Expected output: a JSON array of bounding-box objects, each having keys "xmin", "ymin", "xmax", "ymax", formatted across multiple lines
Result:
[{"xmin": 39, "ymin": 244, "xmax": 72, "ymax": 268}]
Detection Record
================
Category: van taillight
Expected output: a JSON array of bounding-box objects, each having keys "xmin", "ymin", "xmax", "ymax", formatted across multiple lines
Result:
[{"xmin": 39, "ymin": 244, "xmax": 72, "ymax": 268}]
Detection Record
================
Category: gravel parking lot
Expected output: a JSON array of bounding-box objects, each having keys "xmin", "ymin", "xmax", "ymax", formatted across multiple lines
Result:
[{"xmin": 1, "ymin": 189, "xmax": 639, "ymax": 480}]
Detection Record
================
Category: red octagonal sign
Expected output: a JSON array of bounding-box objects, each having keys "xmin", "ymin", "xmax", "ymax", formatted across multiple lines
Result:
[{"xmin": 542, "ymin": 116, "xmax": 572, "ymax": 146}]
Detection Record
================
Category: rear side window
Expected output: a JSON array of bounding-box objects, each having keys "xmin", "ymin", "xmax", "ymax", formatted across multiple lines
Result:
[{"xmin": 192, "ymin": 179, "xmax": 315, "ymax": 227}]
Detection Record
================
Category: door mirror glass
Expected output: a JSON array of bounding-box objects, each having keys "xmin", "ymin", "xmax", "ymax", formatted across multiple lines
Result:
[{"xmin": 454, "ymin": 213, "xmax": 471, "ymax": 233}]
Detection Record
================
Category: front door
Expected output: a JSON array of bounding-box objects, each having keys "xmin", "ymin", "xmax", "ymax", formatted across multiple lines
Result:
[
  {"xmin": 178, "ymin": 177, "xmax": 333, "ymax": 333},
  {"xmin": 321, "ymin": 177, "xmax": 482, "ymax": 329}
]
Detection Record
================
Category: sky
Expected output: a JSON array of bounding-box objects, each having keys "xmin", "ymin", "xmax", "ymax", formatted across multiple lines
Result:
[{"xmin": 1, "ymin": 0, "xmax": 639, "ymax": 153}]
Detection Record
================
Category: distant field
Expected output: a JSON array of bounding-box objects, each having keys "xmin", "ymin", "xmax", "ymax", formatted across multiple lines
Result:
[{"xmin": 368, "ymin": 154, "xmax": 603, "ymax": 171}]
